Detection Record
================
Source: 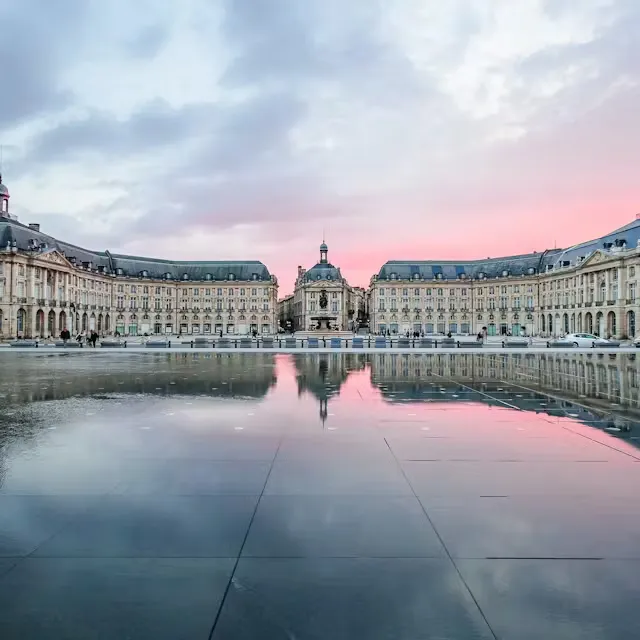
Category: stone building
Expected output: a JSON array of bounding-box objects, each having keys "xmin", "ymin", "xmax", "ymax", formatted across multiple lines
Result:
[
  {"xmin": 293, "ymin": 241, "xmax": 357, "ymax": 332},
  {"xmin": 277, "ymin": 293, "xmax": 294, "ymax": 332},
  {"xmin": 0, "ymin": 178, "xmax": 278, "ymax": 339},
  {"xmin": 369, "ymin": 218, "xmax": 640, "ymax": 339}
]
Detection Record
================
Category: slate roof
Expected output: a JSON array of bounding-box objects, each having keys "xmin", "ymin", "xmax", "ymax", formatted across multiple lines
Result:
[
  {"xmin": 376, "ymin": 250, "xmax": 560, "ymax": 280},
  {"xmin": 0, "ymin": 218, "xmax": 272, "ymax": 281},
  {"xmin": 302, "ymin": 262, "xmax": 343, "ymax": 282},
  {"xmin": 376, "ymin": 219, "xmax": 640, "ymax": 280},
  {"xmin": 544, "ymin": 218, "xmax": 640, "ymax": 269}
]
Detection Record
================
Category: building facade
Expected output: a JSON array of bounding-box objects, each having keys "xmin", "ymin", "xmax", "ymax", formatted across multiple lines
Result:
[
  {"xmin": 369, "ymin": 219, "xmax": 640, "ymax": 339},
  {"xmin": 0, "ymin": 178, "xmax": 278, "ymax": 339},
  {"xmin": 277, "ymin": 293, "xmax": 294, "ymax": 332},
  {"xmin": 293, "ymin": 242, "xmax": 358, "ymax": 332}
]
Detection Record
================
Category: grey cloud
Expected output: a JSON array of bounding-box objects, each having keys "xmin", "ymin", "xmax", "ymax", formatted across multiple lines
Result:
[
  {"xmin": 193, "ymin": 91, "xmax": 305, "ymax": 173},
  {"xmin": 125, "ymin": 23, "xmax": 170, "ymax": 59},
  {"xmin": 220, "ymin": 0, "xmax": 424, "ymax": 104},
  {"xmin": 0, "ymin": 0, "xmax": 87, "ymax": 131},
  {"xmin": 23, "ymin": 101, "xmax": 216, "ymax": 167}
]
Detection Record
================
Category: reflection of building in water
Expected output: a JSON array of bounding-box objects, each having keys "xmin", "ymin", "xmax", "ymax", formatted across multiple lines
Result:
[
  {"xmin": 369, "ymin": 352, "xmax": 640, "ymax": 413},
  {"xmin": 0, "ymin": 353, "xmax": 277, "ymax": 407},
  {"xmin": 293, "ymin": 353, "xmax": 366, "ymax": 424}
]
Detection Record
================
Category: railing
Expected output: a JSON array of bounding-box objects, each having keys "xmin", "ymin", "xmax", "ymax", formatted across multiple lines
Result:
[{"xmin": 595, "ymin": 301, "xmax": 604, "ymax": 306}]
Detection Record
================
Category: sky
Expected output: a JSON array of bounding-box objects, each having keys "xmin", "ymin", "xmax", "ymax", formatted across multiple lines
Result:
[{"xmin": 1, "ymin": 0, "xmax": 639, "ymax": 294}]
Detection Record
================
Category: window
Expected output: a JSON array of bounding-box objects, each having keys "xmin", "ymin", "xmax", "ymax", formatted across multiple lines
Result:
[
  {"xmin": 449, "ymin": 289, "xmax": 455, "ymax": 296},
  {"xmin": 629, "ymin": 267, "xmax": 635, "ymax": 277},
  {"xmin": 629, "ymin": 283, "xmax": 637, "ymax": 301},
  {"xmin": 117, "ymin": 284, "xmax": 124, "ymax": 293}
]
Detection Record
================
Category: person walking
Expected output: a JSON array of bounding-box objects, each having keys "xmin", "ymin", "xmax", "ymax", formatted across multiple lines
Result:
[{"xmin": 90, "ymin": 330, "xmax": 98, "ymax": 348}]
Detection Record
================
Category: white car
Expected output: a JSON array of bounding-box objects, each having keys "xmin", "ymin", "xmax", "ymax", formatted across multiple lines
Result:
[{"xmin": 563, "ymin": 333, "xmax": 610, "ymax": 347}]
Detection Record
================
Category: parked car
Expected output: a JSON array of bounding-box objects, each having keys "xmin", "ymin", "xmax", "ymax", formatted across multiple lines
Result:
[{"xmin": 563, "ymin": 333, "xmax": 611, "ymax": 347}]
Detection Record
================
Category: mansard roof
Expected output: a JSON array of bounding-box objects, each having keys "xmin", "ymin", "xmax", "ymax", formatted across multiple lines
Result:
[
  {"xmin": 544, "ymin": 218, "xmax": 640, "ymax": 270},
  {"xmin": 302, "ymin": 262, "xmax": 343, "ymax": 283},
  {"xmin": 377, "ymin": 250, "xmax": 560, "ymax": 280},
  {"xmin": 0, "ymin": 218, "xmax": 272, "ymax": 281}
]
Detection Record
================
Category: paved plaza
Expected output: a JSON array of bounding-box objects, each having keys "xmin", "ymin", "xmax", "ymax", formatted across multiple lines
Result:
[{"xmin": 0, "ymin": 352, "xmax": 639, "ymax": 639}]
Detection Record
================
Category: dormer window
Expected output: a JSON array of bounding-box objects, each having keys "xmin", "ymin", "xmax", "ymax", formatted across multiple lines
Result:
[
  {"xmin": 390, "ymin": 273, "xmax": 397, "ymax": 280},
  {"xmin": 205, "ymin": 273, "xmax": 212, "ymax": 280},
  {"xmin": 182, "ymin": 273, "xmax": 189, "ymax": 280},
  {"xmin": 116, "ymin": 268, "xmax": 124, "ymax": 276},
  {"xmin": 502, "ymin": 270, "xmax": 509, "ymax": 277},
  {"xmin": 252, "ymin": 273, "xmax": 258, "ymax": 280},
  {"xmin": 436, "ymin": 273, "xmax": 443, "ymax": 280},
  {"xmin": 141, "ymin": 270, "xmax": 148, "ymax": 277},
  {"xmin": 229, "ymin": 273, "xmax": 235, "ymax": 280},
  {"xmin": 527, "ymin": 267, "xmax": 535, "ymax": 275},
  {"xmin": 477, "ymin": 272, "xmax": 485, "ymax": 279},
  {"xmin": 327, "ymin": 275, "xmax": 332, "ymax": 280},
  {"xmin": 165, "ymin": 272, "xmax": 172, "ymax": 280}
]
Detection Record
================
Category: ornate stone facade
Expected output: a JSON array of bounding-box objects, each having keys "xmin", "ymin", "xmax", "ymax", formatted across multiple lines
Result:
[
  {"xmin": 292, "ymin": 242, "xmax": 358, "ymax": 332},
  {"xmin": 369, "ymin": 219, "xmax": 640, "ymax": 339},
  {"xmin": 0, "ymin": 180, "xmax": 278, "ymax": 338}
]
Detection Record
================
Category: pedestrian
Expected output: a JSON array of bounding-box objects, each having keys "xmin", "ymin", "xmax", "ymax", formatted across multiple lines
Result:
[{"xmin": 90, "ymin": 330, "xmax": 98, "ymax": 348}]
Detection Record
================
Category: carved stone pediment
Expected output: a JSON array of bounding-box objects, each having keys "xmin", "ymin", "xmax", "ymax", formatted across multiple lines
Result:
[{"xmin": 34, "ymin": 250, "xmax": 73, "ymax": 268}]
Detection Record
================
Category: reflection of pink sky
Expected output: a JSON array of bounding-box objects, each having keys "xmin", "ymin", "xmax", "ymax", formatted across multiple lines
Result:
[{"xmin": 253, "ymin": 356, "xmax": 640, "ymax": 459}]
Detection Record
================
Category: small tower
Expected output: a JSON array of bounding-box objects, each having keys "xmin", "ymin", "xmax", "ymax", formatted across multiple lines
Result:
[
  {"xmin": 319, "ymin": 240, "xmax": 328, "ymax": 264},
  {"xmin": 0, "ymin": 174, "xmax": 9, "ymax": 218}
]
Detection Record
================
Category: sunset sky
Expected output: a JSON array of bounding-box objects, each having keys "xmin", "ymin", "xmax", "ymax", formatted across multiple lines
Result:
[{"xmin": 1, "ymin": 0, "xmax": 639, "ymax": 293}]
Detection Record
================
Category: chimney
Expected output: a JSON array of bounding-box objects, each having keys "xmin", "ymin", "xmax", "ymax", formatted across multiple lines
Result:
[{"xmin": 28, "ymin": 223, "xmax": 40, "ymax": 232}]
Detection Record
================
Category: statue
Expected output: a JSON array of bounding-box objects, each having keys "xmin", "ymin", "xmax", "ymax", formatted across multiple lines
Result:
[{"xmin": 319, "ymin": 290, "xmax": 328, "ymax": 309}]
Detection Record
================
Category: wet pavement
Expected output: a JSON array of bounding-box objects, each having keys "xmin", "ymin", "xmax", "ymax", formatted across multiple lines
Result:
[{"xmin": 0, "ymin": 352, "xmax": 639, "ymax": 639}]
